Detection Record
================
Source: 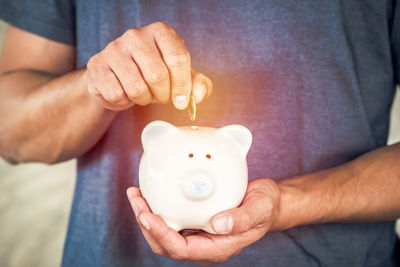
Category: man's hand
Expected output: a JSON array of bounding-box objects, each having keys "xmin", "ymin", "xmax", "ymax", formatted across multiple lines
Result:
[
  {"xmin": 86, "ymin": 21, "xmax": 212, "ymax": 111},
  {"xmin": 125, "ymin": 142, "xmax": 400, "ymax": 264},
  {"xmin": 0, "ymin": 22, "xmax": 213, "ymax": 163},
  {"xmin": 126, "ymin": 178, "xmax": 280, "ymax": 265}
]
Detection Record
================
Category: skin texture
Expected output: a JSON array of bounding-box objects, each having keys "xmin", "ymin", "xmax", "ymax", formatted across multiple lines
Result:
[
  {"xmin": 127, "ymin": 142, "xmax": 400, "ymax": 265},
  {"xmin": 86, "ymin": 22, "xmax": 212, "ymax": 111},
  {"xmin": 0, "ymin": 21, "xmax": 399, "ymax": 265},
  {"xmin": 0, "ymin": 22, "xmax": 212, "ymax": 163}
]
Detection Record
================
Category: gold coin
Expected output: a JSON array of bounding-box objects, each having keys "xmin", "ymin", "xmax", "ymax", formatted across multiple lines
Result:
[{"xmin": 188, "ymin": 94, "xmax": 196, "ymax": 121}]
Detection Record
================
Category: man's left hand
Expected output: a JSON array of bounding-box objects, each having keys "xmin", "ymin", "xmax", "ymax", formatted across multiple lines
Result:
[{"xmin": 126, "ymin": 178, "xmax": 280, "ymax": 265}]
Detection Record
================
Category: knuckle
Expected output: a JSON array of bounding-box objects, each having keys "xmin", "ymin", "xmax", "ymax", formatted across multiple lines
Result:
[
  {"xmin": 87, "ymin": 55, "xmax": 108, "ymax": 74},
  {"xmin": 87, "ymin": 55, "xmax": 99, "ymax": 70},
  {"xmin": 152, "ymin": 21, "xmax": 171, "ymax": 30},
  {"xmin": 164, "ymin": 50, "xmax": 190, "ymax": 67},
  {"xmin": 106, "ymin": 95, "xmax": 122, "ymax": 104},
  {"xmin": 136, "ymin": 98, "xmax": 152, "ymax": 106},
  {"xmin": 136, "ymin": 93, "xmax": 153, "ymax": 105},
  {"xmin": 105, "ymin": 40, "xmax": 120, "ymax": 52},
  {"xmin": 105, "ymin": 90, "xmax": 124, "ymax": 103},
  {"xmin": 87, "ymin": 57, "xmax": 109, "ymax": 81},
  {"xmin": 127, "ymin": 84, "xmax": 148, "ymax": 99},
  {"xmin": 146, "ymin": 67, "xmax": 169, "ymax": 84},
  {"xmin": 152, "ymin": 22, "xmax": 181, "ymax": 42},
  {"xmin": 245, "ymin": 210, "xmax": 254, "ymax": 228},
  {"xmin": 123, "ymin": 28, "xmax": 140, "ymax": 41},
  {"xmin": 236, "ymin": 210, "xmax": 252, "ymax": 232},
  {"xmin": 262, "ymin": 197, "xmax": 274, "ymax": 219}
]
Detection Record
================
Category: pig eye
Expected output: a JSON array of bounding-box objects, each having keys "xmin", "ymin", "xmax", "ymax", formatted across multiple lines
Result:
[
  {"xmin": 188, "ymin": 153, "xmax": 194, "ymax": 158},
  {"xmin": 206, "ymin": 154, "xmax": 211, "ymax": 159}
]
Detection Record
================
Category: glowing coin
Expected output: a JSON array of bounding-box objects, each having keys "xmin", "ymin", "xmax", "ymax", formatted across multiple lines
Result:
[{"xmin": 188, "ymin": 94, "xmax": 196, "ymax": 121}]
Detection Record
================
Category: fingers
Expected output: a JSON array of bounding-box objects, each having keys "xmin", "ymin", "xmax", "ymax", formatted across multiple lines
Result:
[
  {"xmin": 122, "ymin": 29, "xmax": 171, "ymax": 103},
  {"xmin": 126, "ymin": 187, "xmax": 142, "ymax": 198},
  {"xmin": 127, "ymin": 188, "xmax": 196, "ymax": 259},
  {"xmin": 211, "ymin": 204, "xmax": 260, "ymax": 235},
  {"xmin": 87, "ymin": 85, "xmax": 119, "ymax": 110},
  {"xmin": 105, "ymin": 41, "xmax": 153, "ymax": 105},
  {"xmin": 126, "ymin": 188, "xmax": 167, "ymax": 256},
  {"xmin": 86, "ymin": 55, "xmax": 132, "ymax": 110},
  {"xmin": 191, "ymin": 69, "xmax": 213, "ymax": 104},
  {"xmin": 211, "ymin": 178, "xmax": 280, "ymax": 235},
  {"xmin": 133, "ymin": 205, "xmax": 241, "ymax": 262},
  {"xmin": 152, "ymin": 22, "xmax": 192, "ymax": 109},
  {"xmin": 86, "ymin": 21, "xmax": 213, "ymax": 111},
  {"xmin": 139, "ymin": 212, "xmax": 189, "ymax": 260},
  {"xmin": 126, "ymin": 187, "xmax": 254, "ymax": 264}
]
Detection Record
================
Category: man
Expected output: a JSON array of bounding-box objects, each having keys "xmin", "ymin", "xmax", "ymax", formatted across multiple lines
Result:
[{"xmin": 0, "ymin": 1, "xmax": 399, "ymax": 266}]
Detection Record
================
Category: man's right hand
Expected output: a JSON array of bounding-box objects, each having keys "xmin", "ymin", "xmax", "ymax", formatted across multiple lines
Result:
[
  {"xmin": 0, "ymin": 22, "xmax": 212, "ymax": 163},
  {"xmin": 86, "ymin": 21, "xmax": 213, "ymax": 111}
]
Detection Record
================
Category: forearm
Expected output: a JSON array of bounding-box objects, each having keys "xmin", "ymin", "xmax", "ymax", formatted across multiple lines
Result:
[
  {"xmin": 273, "ymin": 143, "xmax": 400, "ymax": 231},
  {"xmin": 0, "ymin": 69, "xmax": 117, "ymax": 163}
]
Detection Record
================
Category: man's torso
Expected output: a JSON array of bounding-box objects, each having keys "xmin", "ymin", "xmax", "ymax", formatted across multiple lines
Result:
[{"xmin": 63, "ymin": 1, "xmax": 398, "ymax": 266}]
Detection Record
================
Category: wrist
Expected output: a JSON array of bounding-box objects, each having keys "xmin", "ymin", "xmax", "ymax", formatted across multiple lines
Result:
[
  {"xmin": 271, "ymin": 179, "xmax": 303, "ymax": 231},
  {"xmin": 271, "ymin": 175, "xmax": 321, "ymax": 231},
  {"xmin": 80, "ymin": 68, "xmax": 118, "ymax": 118},
  {"xmin": 271, "ymin": 166, "xmax": 347, "ymax": 231}
]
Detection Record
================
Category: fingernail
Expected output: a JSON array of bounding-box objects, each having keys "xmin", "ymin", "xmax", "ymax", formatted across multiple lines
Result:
[
  {"xmin": 126, "ymin": 190, "xmax": 139, "ymax": 216},
  {"xmin": 193, "ymin": 83, "xmax": 206, "ymax": 102},
  {"xmin": 140, "ymin": 213, "xmax": 151, "ymax": 231},
  {"xmin": 126, "ymin": 188, "xmax": 134, "ymax": 201},
  {"xmin": 173, "ymin": 95, "xmax": 188, "ymax": 110},
  {"xmin": 213, "ymin": 216, "xmax": 233, "ymax": 234}
]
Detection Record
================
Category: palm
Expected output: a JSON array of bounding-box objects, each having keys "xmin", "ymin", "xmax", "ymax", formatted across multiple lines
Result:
[{"xmin": 127, "ymin": 179, "xmax": 277, "ymax": 264}]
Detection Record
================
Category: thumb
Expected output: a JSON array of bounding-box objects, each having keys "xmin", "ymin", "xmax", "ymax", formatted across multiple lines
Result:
[
  {"xmin": 211, "ymin": 179, "xmax": 279, "ymax": 235},
  {"xmin": 211, "ymin": 201, "xmax": 266, "ymax": 235},
  {"xmin": 191, "ymin": 68, "xmax": 213, "ymax": 104}
]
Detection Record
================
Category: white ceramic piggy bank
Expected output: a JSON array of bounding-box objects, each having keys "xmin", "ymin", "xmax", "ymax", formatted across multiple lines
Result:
[{"xmin": 139, "ymin": 120, "xmax": 252, "ymax": 233}]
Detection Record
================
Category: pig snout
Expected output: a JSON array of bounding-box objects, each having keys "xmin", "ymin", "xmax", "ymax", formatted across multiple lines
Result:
[{"xmin": 180, "ymin": 171, "xmax": 215, "ymax": 201}]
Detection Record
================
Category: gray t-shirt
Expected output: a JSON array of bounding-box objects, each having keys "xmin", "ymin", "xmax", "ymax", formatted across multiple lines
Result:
[{"xmin": 1, "ymin": 0, "xmax": 399, "ymax": 266}]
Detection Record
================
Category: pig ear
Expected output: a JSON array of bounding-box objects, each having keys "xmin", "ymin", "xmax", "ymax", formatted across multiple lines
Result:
[
  {"xmin": 141, "ymin": 121, "xmax": 178, "ymax": 151},
  {"xmin": 218, "ymin": 125, "xmax": 252, "ymax": 156}
]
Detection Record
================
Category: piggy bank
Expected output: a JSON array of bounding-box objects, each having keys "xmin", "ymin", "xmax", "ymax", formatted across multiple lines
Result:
[{"xmin": 139, "ymin": 120, "xmax": 252, "ymax": 233}]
